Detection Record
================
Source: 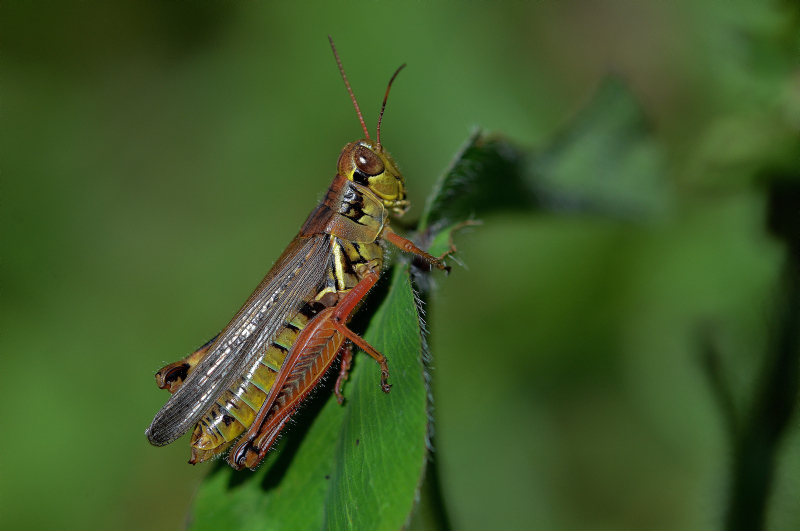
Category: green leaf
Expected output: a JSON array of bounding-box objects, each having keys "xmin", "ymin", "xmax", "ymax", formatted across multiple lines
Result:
[
  {"xmin": 185, "ymin": 77, "xmax": 665, "ymax": 529},
  {"xmin": 324, "ymin": 267, "xmax": 428, "ymax": 529},
  {"xmin": 529, "ymin": 76, "xmax": 670, "ymax": 218},
  {"xmin": 417, "ymin": 76, "xmax": 669, "ymax": 242},
  {"xmin": 189, "ymin": 266, "xmax": 427, "ymax": 530},
  {"xmin": 419, "ymin": 130, "xmax": 530, "ymax": 232}
]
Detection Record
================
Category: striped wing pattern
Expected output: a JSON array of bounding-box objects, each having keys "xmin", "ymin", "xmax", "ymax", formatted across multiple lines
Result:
[{"xmin": 146, "ymin": 235, "xmax": 332, "ymax": 446}]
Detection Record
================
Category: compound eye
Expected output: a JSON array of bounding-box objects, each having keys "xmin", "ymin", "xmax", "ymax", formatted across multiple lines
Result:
[{"xmin": 353, "ymin": 145, "xmax": 385, "ymax": 176}]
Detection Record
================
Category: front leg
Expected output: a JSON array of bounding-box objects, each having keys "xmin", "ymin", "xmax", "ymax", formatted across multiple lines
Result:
[{"xmin": 382, "ymin": 226, "xmax": 450, "ymax": 273}]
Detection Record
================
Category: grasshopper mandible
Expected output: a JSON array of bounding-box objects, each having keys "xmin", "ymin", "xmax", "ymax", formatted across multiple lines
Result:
[{"xmin": 145, "ymin": 36, "xmax": 449, "ymax": 470}]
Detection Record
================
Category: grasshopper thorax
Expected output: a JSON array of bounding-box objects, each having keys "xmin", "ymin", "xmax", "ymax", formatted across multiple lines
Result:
[{"xmin": 338, "ymin": 139, "xmax": 409, "ymax": 216}]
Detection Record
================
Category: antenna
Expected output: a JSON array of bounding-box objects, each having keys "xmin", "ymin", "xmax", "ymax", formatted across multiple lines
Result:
[
  {"xmin": 377, "ymin": 63, "xmax": 405, "ymax": 149},
  {"xmin": 328, "ymin": 35, "xmax": 370, "ymax": 140}
]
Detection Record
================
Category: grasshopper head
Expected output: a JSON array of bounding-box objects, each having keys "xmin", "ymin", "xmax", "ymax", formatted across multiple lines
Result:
[
  {"xmin": 338, "ymin": 139, "xmax": 409, "ymax": 216},
  {"xmin": 328, "ymin": 37, "xmax": 408, "ymax": 216}
]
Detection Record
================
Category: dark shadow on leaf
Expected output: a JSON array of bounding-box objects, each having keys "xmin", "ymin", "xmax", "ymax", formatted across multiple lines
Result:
[{"xmin": 347, "ymin": 265, "xmax": 393, "ymax": 336}]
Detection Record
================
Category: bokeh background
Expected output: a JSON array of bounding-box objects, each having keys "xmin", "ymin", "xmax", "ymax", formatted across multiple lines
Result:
[{"xmin": 3, "ymin": 2, "xmax": 799, "ymax": 529}]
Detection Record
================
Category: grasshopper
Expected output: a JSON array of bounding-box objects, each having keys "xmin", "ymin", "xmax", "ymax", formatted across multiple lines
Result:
[{"xmin": 145, "ymin": 37, "xmax": 449, "ymax": 470}]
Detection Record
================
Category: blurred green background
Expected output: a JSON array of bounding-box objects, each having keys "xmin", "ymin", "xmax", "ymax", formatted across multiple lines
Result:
[{"xmin": 3, "ymin": 2, "xmax": 799, "ymax": 530}]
